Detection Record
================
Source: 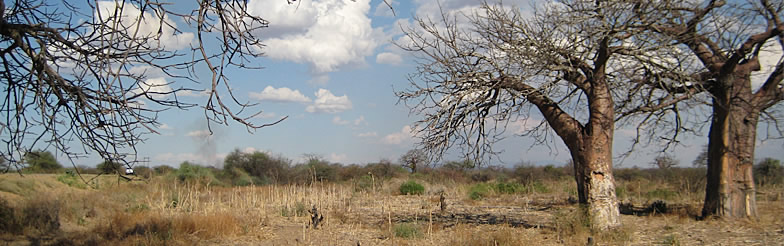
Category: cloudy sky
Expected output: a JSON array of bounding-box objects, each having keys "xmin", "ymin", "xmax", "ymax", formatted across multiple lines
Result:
[{"xmin": 54, "ymin": 0, "xmax": 782, "ymax": 168}]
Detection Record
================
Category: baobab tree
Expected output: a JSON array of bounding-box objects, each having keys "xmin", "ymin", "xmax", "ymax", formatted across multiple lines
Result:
[
  {"xmin": 400, "ymin": 148, "xmax": 428, "ymax": 173},
  {"xmin": 0, "ymin": 0, "xmax": 285, "ymax": 170},
  {"xmin": 627, "ymin": 0, "xmax": 784, "ymax": 219},
  {"xmin": 396, "ymin": 1, "xmax": 694, "ymax": 229}
]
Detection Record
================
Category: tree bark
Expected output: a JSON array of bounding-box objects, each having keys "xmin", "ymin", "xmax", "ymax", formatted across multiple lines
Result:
[
  {"xmin": 703, "ymin": 76, "xmax": 758, "ymax": 218},
  {"xmin": 567, "ymin": 136, "xmax": 620, "ymax": 230},
  {"xmin": 523, "ymin": 72, "xmax": 621, "ymax": 229}
]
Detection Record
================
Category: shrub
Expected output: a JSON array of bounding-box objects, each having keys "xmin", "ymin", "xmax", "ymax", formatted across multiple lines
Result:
[
  {"xmin": 394, "ymin": 223, "xmax": 423, "ymax": 238},
  {"xmin": 57, "ymin": 171, "xmax": 87, "ymax": 189},
  {"xmin": 154, "ymin": 165, "xmax": 175, "ymax": 175},
  {"xmin": 529, "ymin": 180, "xmax": 550, "ymax": 193},
  {"xmin": 0, "ymin": 198, "xmax": 21, "ymax": 234},
  {"xmin": 290, "ymin": 157, "xmax": 338, "ymax": 184},
  {"xmin": 22, "ymin": 197, "xmax": 61, "ymax": 235},
  {"xmin": 224, "ymin": 149, "xmax": 291, "ymax": 184},
  {"xmin": 399, "ymin": 180, "xmax": 425, "ymax": 195},
  {"xmin": 219, "ymin": 167, "xmax": 254, "ymax": 186},
  {"xmin": 173, "ymin": 162, "xmax": 222, "ymax": 185},
  {"xmin": 755, "ymin": 158, "xmax": 783, "ymax": 186},
  {"xmin": 365, "ymin": 159, "xmax": 399, "ymax": 179},
  {"xmin": 22, "ymin": 150, "xmax": 62, "ymax": 173},
  {"xmin": 494, "ymin": 181, "xmax": 524, "ymax": 194},
  {"xmin": 353, "ymin": 175, "xmax": 375, "ymax": 192},
  {"xmin": 469, "ymin": 183, "xmax": 492, "ymax": 200},
  {"xmin": 97, "ymin": 160, "xmax": 123, "ymax": 174}
]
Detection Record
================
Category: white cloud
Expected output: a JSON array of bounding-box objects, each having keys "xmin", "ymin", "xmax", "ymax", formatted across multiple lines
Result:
[
  {"xmin": 376, "ymin": 52, "xmax": 403, "ymax": 65},
  {"xmin": 509, "ymin": 118, "xmax": 542, "ymax": 134},
  {"xmin": 357, "ymin": 131, "xmax": 378, "ymax": 137},
  {"xmin": 252, "ymin": 0, "xmax": 380, "ymax": 73},
  {"xmin": 133, "ymin": 77, "xmax": 173, "ymax": 100},
  {"xmin": 177, "ymin": 89, "xmax": 212, "ymax": 97},
  {"xmin": 242, "ymin": 147, "xmax": 258, "ymax": 153},
  {"xmin": 95, "ymin": 1, "xmax": 193, "ymax": 50},
  {"xmin": 382, "ymin": 125, "xmax": 414, "ymax": 145},
  {"xmin": 159, "ymin": 123, "xmax": 172, "ymax": 130},
  {"xmin": 332, "ymin": 116, "xmax": 350, "ymax": 125},
  {"xmin": 185, "ymin": 130, "xmax": 211, "ymax": 137},
  {"xmin": 752, "ymin": 41, "xmax": 783, "ymax": 90},
  {"xmin": 306, "ymin": 89, "xmax": 353, "ymax": 113},
  {"xmin": 328, "ymin": 153, "xmax": 349, "ymax": 163},
  {"xmin": 249, "ymin": 86, "xmax": 312, "ymax": 103}
]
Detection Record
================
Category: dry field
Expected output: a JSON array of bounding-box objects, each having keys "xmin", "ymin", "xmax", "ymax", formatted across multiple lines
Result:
[{"xmin": 0, "ymin": 173, "xmax": 782, "ymax": 245}]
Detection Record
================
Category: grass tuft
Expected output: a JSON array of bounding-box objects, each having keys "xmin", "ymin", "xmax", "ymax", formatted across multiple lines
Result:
[{"xmin": 393, "ymin": 223, "xmax": 423, "ymax": 238}]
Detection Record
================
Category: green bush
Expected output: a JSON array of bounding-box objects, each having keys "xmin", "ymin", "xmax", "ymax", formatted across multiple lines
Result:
[
  {"xmin": 394, "ymin": 223, "xmax": 423, "ymax": 238},
  {"xmin": 22, "ymin": 150, "xmax": 62, "ymax": 173},
  {"xmin": 399, "ymin": 180, "xmax": 425, "ymax": 195},
  {"xmin": 97, "ymin": 160, "xmax": 123, "ymax": 174},
  {"xmin": 219, "ymin": 167, "xmax": 255, "ymax": 186},
  {"xmin": 469, "ymin": 183, "xmax": 492, "ymax": 200},
  {"xmin": 56, "ymin": 172, "xmax": 87, "ymax": 189},
  {"xmin": 494, "ymin": 181, "xmax": 524, "ymax": 194},
  {"xmin": 173, "ymin": 162, "xmax": 222, "ymax": 185},
  {"xmin": 529, "ymin": 180, "xmax": 550, "ymax": 193},
  {"xmin": 224, "ymin": 149, "xmax": 291, "ymax": 184}
]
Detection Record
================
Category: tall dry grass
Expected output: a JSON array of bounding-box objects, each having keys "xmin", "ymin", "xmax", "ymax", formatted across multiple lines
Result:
[{"xmin": 2, "ymin": 168, "xmax": 782, "ymax": 245}]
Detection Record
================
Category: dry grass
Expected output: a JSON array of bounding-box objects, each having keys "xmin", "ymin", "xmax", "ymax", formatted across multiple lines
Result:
[{"xmin": 0, "ymin": 173, "xmax": 782, "ymax": 245}]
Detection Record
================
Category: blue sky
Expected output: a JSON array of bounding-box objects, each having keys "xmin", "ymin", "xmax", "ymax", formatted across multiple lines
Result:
[{"xmin": 43, "ymin": 0, "xmax": 782, "ymax": 168}]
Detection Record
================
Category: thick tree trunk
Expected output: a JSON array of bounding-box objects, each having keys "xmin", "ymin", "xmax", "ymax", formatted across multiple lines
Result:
[
  {"xmin": 568, "ymin": 136, "xmax": 620, "ymax": 230},
  {"xmin": 703, "ymin": 76, "xmax": 758, "ymax": 219},
  {"xmin": 561, "ymin": 72, "xmax": 620, "ymax": 229},
  {"xmin": 514, "ymin": 52, "xmax": 620, "ymax": 229}
]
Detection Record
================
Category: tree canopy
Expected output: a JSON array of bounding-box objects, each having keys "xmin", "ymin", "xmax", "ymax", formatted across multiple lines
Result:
[{"xmin": 0, "ymin": 0, "xmax": 284, "ymax": 171}]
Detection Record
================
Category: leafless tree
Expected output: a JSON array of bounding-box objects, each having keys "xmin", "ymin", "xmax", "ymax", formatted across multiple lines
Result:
[
  {"xmin": 0, "ymin": 0, "xmax": 286, "ymax": 171},
  {"xmin": 400, "ymin": 148, "xmax": 428, "ymax": 173},
  {"xmin": 651, "ymin": 154, "xmax": 679, "ymax": 169},
  {"xmin": 395, "ymin": 1, "xmax": 694, "ymax": 229},
  {"xmin": 627, "ymin": 0, "xmax": 784, "ymax": 219}
]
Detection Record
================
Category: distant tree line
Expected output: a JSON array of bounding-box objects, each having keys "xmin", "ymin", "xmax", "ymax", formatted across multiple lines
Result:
[{"xmin": 11, "ymin": 149, "xmax": 782, "ymax": 191}]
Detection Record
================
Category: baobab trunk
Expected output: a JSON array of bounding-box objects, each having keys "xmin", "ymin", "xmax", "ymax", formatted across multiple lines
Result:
[
  {"xmin": 703, "ymin": 77, "xmax": 758, "ymax": 219},
  {"xmin": 702, "ymin": 85, "xmax": 759, "ymax": 218},
  {"xmin": 554, "ymin": 79, "xmax": 620, "ymax": 229},
  {"xmin": 567, "ymin": 130, "xmax": 621, "ymax": 230}
]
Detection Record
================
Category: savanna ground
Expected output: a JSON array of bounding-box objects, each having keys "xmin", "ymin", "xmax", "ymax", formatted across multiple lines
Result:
[{"xmin": 1, "ymin": 166, "xmax": 783, "ymax": 246}]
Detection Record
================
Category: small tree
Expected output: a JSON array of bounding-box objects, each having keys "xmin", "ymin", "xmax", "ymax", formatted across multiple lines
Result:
[
  {"xmin": 23, "ymin": 150, "xmax": 62, "ymax": 173},
  {"xmin": 692, "ymin": 146, "xmax": 708, "ymax": 168},
  {"xmin": 223, "ymin": 149, "xmax": 290, "ymax": 184},
  {"xmin": 400, "ymin": 149, "xmax": 428, "ymax": 173},
  {"xmin": 652, "ymin": 154, "xmax": 679, "ymax": 170},
  {"xmin": 97, "ymin": 160, "xmax": 123, "ymax": 174},
  {"xmin": 755, "ymin": 158, "xmax": 783, "ymax": 186}
]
